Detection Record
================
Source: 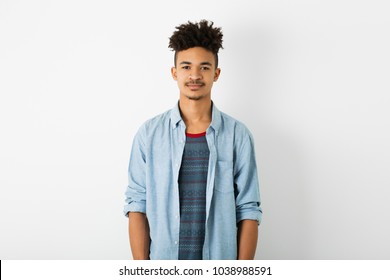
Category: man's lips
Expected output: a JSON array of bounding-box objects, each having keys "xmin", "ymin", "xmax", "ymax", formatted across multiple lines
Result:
[{"xmin": 186, "ymin": 82, "xmax": 205, "ymax": 90}]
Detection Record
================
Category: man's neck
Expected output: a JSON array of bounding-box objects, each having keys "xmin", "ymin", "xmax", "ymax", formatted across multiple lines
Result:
[{"xmin": 179, "ymin": 98, "xmax": 212, "ymax": 133}]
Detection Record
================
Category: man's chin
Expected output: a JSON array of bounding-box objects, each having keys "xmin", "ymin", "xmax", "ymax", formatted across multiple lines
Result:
[
  {"xmin": 184, "ymin": 93, "xmax": 205, "ymax": 101},
  {"xmin": 187, "ymin": 96, "xmax": 203, "ymax": 101},
  {"xmin": 181, "ymin": 90, "xmax": 210, "ymax": 101}
]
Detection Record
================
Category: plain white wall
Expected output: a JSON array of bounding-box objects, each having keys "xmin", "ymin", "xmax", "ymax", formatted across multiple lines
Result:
[{"xmin": 1, "ymin": 0, "xmax": 389, "ymax": 259}]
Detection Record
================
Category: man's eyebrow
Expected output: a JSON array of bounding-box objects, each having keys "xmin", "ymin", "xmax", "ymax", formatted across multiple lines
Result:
[{"xmin": 179, "ymin": 61, "xmax": 213, "ymax": 66}]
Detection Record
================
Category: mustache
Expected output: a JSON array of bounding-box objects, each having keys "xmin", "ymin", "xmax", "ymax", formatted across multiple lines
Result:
[{"xmin": 185, "ymin": 81, "xmax": 205, "ymax": 86}]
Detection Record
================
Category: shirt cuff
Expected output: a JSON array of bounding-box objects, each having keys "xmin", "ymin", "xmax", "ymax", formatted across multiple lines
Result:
[
  {"xmin": 123, "ymin": 202, "xmax": 146, "ymax": 217},
  {"xmin": 236, "ymin": 210, "xmax": 262, "ymax": 225}
]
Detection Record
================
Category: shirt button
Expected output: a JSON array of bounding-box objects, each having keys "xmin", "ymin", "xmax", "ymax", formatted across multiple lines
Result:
[{"xmin": 174, "ymin": 241, "xmax": 178, "ymax": 245}]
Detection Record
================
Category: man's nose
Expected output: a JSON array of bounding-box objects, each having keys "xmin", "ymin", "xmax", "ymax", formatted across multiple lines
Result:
[{"xmin": 189, "ymin": 69, "xmax": 202, "ymax": 80}]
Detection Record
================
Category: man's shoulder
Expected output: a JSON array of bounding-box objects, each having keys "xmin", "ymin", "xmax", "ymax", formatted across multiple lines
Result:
[
  {"xmin": 219, "ymin": 110, "xmax": 253, "ymax": 138},
  {"xmin": 138, "ymin": 108, "xmax": 172, "ymax": 131}
]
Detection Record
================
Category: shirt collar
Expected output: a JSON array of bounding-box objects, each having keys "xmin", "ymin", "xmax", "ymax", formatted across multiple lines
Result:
[
  {"xmin": 170, "ymin": 101, "xmax": 222, "ymax": 133},
  {"xmin": 170, "ymin": 101, "xmax": 183, "ymax": 129}
]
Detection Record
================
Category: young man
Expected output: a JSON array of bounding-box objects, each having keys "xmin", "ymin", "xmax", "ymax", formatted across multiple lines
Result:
[{"xmin": 124, "ymin": 20, "xmax": 262, "ymax": 260}]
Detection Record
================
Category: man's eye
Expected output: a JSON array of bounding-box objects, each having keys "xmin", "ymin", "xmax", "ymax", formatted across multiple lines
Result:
[
  {"xmin": 201, "ymin": 67, "xmax": 210, "ymax": 70},
  {"xmin": 182, "ymin": 66, "xmax": 190, "ymax": 70}
]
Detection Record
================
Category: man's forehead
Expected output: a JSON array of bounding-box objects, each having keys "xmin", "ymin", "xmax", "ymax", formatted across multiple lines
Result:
[{"xmin": 177, "ymin": 49, "xmax": 214, "ymax": 65}]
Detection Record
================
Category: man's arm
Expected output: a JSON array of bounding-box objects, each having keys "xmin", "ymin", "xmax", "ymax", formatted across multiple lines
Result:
[
  {"xmin": 128, "ymin": 212, "xmax": 150, "ymax": 260},
  {"xmin": 234, "ymin": 128, "xmax": 262, "ymax": 260},
  {"xmin": 237, "ymin": 219, "xmax": 258, "ymax": 260}
]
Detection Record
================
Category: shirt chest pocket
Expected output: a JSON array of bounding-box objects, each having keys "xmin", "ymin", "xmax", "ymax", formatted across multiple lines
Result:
[{"xmin": 214, "ymin": 160, "xmax": 234, "ymax": 193}]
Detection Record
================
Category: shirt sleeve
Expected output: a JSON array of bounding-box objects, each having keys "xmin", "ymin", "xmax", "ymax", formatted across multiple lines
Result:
[
  {"xmin": 123, "ymin": 126, "xmax": 147, "ymax": 217},
  {"xmin": 234, "ymin": 130, "xmax": 263, "ymax": 225}
]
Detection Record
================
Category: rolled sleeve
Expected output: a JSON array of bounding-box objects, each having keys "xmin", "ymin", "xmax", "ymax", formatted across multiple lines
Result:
[
  {"xmin": 123, "ymin": 126, "xmax": 147, "ymax": 217},
  {"xmin": 234, "ymin": 132, "xmax": 262, "ymax": 225},
  {"xmin": 236, "ymin": 202, "xmax": 262, "ymax": 225}
]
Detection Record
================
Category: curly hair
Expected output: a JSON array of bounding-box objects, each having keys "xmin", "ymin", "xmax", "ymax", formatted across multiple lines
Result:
[{"xmin": 168, "ymin": 20, "xmax": 223, "ymax": 67}]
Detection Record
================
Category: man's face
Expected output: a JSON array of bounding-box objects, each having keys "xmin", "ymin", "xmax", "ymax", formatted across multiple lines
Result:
[{"xmin": 171, "ymin": 47, "xmax": 221, "ymax": 101}]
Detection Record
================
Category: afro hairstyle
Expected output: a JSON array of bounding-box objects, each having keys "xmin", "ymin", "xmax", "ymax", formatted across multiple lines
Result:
[{"xmin": 168, "ymin": 20, "xmax": 223, "ymax": 67}]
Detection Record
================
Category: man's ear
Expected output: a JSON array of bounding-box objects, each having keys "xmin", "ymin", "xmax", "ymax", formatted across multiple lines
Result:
[
  {"xmin": 171, "ymin": 67, "xmax": 177, "ymax": 81},
  {"xmin": 214, "ymin": 68, "xmax": 221, "ymax": 81}
]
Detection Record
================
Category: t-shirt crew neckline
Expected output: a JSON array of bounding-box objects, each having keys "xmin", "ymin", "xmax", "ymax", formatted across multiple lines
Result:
[{"xmin": 185, "ymin": 132, "xmax": 207, "ymax": 138}]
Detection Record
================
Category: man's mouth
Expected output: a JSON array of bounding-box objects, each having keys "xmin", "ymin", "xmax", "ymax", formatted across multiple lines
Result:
[{"xmin": 186, "ymin": 82, "xmax": 205, "ymax": 90}]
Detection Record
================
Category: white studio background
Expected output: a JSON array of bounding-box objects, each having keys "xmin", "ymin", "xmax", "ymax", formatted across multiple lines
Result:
[{"xmin": 1, "ymin": 0, "xmax": 389, "ymax": 260}]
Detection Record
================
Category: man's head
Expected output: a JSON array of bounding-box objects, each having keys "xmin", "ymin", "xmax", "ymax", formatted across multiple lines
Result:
[
  {"xmin": 168, "ymin": 20, "xmax": 223, "ymax": 68},
  {"xmin": 169, "ymin": 20, "xmax": 223, "ymax": 101}
]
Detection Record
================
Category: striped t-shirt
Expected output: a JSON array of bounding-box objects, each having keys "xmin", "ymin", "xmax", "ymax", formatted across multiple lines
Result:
[{"xmin": 178, "ymin": 132, "xmax": 209, "ymax": 260}]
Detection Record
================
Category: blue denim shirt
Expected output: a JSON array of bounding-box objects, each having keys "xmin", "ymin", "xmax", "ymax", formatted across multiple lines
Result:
[{"xmin": 124, "ymin": 102, "xmax": 262, "ymax": 260}]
